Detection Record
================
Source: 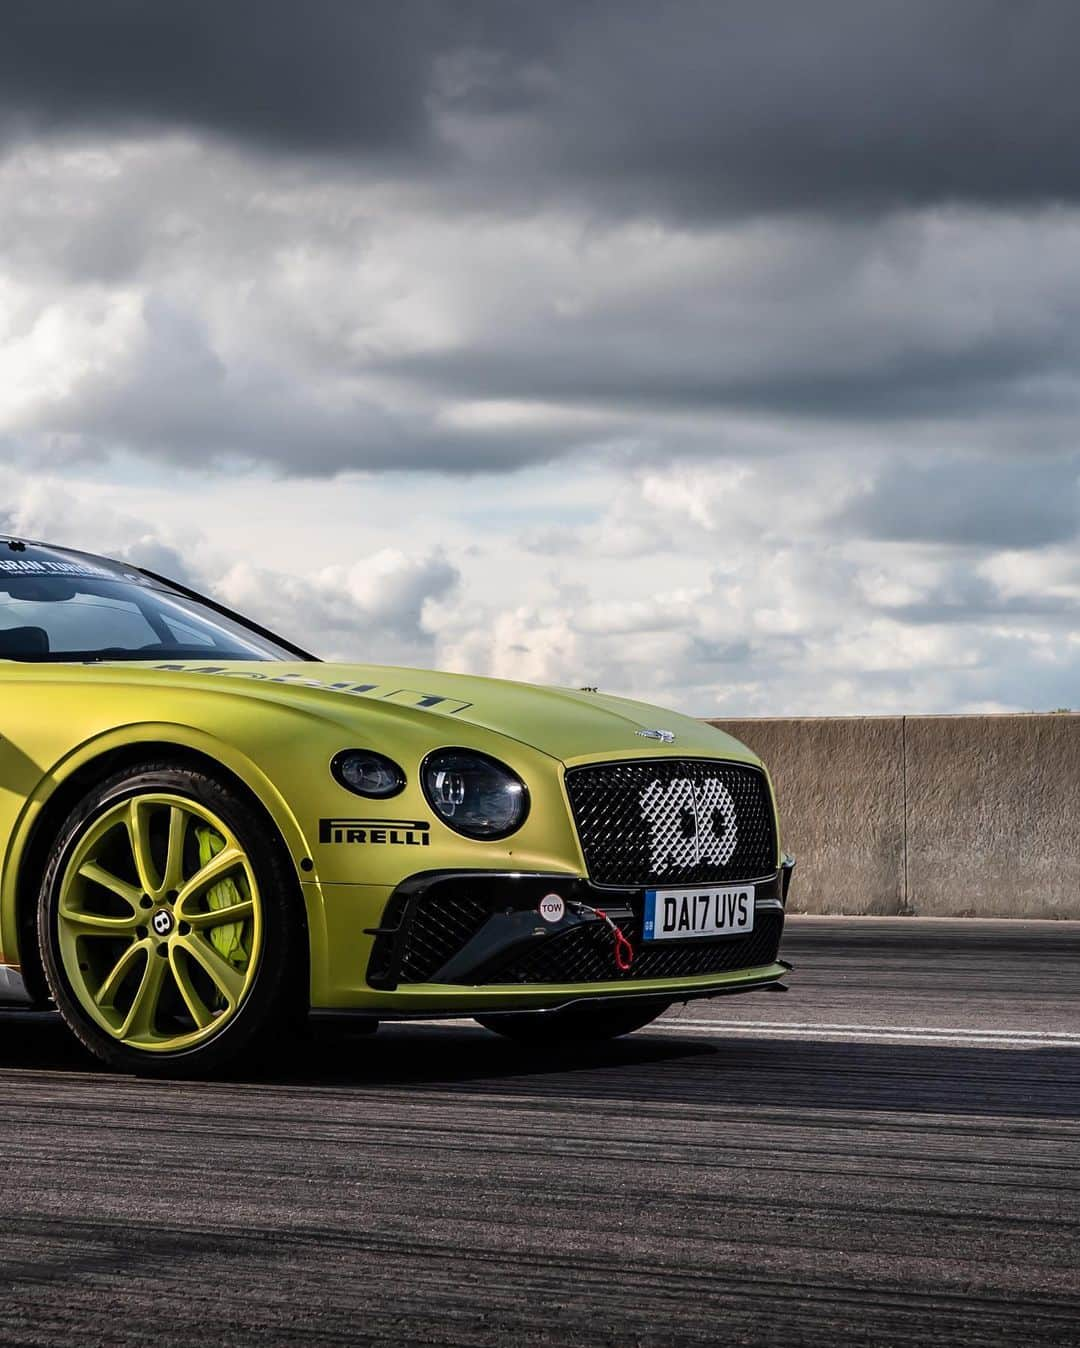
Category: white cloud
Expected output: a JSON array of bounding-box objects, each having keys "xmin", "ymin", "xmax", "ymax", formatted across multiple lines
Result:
[
  {"xmin": 1, "ymin": 455, "xmax": 1077, "ymax": 714},
  {"xmin": 1, "ymin": 128, "xmax": 1078, "ymax": 716},
  {"xmin": 7, "ymin": 134, "xmax": 1080, "ymax": 481},
  {"xmin": 216, "ymin": 550, "xmax": 459, "ymax": 660}
]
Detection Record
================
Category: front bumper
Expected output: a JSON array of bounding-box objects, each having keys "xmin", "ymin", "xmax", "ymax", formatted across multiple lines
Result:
[{"xmin": 308, "ymin": 868, "xmax": 790, "ymax": 1012}]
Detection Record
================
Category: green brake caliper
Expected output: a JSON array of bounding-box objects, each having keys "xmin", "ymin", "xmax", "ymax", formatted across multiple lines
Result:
[{"xmin": 195, "ymin": 827, "xmax": 250, "ymax": 985}]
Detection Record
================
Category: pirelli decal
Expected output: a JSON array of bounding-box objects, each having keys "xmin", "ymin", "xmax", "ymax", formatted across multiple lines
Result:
[{"xmin": 319, "ymin": 818, "xmax": 431, "ymax": 847}]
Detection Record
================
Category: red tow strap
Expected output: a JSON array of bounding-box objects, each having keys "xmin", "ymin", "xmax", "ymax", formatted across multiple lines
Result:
[{"xmin": 591, "ymin": 907, "xmax": 635, "ymax": 972}]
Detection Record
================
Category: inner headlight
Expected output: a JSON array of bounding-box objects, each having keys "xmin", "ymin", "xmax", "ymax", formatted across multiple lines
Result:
[
  {"xmin": 331, "ymin": 749, "xmax": 406, "ymax": 799},
  {"xmin": 421, "ymin": 749, "xmax": 529, "ymax": 839}
]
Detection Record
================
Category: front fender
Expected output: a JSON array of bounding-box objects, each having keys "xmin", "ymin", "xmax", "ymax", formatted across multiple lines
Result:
[{"xmin": 0, "ymin": 718, "xmax": 330, "ymax": 987}]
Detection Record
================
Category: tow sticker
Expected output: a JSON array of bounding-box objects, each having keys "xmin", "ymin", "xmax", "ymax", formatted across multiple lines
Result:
[{"xmin": 538, "ymin": 894, "xmax": 565, "ymax": 923}]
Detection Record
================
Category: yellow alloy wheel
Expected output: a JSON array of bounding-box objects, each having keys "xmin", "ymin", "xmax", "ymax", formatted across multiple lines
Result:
[{"xmin": 55, "ymin": 793, "xmax": 263, "ymax": 1053}]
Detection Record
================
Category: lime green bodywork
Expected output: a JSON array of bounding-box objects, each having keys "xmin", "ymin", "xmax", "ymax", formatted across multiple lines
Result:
[{"xmin": 0, "ymin": 660, "xmax": 784, "ymax": 1010}]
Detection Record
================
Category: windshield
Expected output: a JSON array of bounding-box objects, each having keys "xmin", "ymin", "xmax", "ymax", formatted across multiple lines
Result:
[{"xmin": 0, "ymin": 572, "xmax": 298, "ymax": 663}]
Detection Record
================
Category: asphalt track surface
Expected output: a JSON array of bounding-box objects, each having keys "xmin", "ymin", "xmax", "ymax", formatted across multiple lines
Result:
[{"xmin": 1, "ymin": 916, "xmax": 1078, "ymax": 1347}]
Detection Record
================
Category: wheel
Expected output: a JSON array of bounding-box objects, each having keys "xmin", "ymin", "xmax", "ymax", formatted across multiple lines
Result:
[
  {"xmin": 37, "ymin": 762, "xmax": 303, "ymax": 1076},
  {"xmin": 475, "ymin": 999, "xmax": 670, "ymax": 1045}
]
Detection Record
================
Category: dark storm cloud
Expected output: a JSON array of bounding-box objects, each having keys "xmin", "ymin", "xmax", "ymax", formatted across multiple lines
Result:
[
  {"xmin": 1, "ymin": 0, "xmax": 443, "ymax": 159},
  {"xmin": 5, "ymin": 0, "xmax": 1080, "ymax": 217},
  {"xmin": 376, "ymin": 327, "xmax": 1074, "ymax": 424},
  {"xmin": 6, "ymin": 0, "xmax": 1080, "ymax": 498},
  {"xmin": 31, "ymin": 299, "xmax": 599, "ymax": 476},
  {"xmin": 839, "ymin": 455, "xmax": 1080, "ymax": 547}
]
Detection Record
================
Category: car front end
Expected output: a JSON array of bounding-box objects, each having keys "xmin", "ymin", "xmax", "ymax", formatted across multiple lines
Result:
[{"xmin": 272, "ymin": 670, "xmax": 795, "ymax": 1022}]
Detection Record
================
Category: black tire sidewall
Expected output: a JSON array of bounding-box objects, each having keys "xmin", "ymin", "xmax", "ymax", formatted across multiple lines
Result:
[{"xmin": 38, "ymin": 762, "xmax": 302, "ymax": 1076}]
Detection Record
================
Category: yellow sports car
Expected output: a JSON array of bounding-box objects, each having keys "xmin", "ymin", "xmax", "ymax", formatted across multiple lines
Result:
[{"xmin": 0, "ymin": 537, "xmax": 793, "ymax": 1074}]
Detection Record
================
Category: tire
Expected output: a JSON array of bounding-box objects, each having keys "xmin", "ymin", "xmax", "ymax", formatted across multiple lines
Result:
[
  {"xmin": 37, "ymin": 761, "xmax": 304, "ymax": 1076},
  {"xmin": 475, "ymin": 999, "xmax": 670, "ymax": 1045}
]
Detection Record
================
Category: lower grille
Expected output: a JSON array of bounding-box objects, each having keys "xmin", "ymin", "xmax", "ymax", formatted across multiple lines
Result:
[
  {"xmin": 365, "ymin": 873, "xmax": 785, "ymax": 990},
  {"xmin": 368, "ymin": 890, "xmax": 491, "ymax": 988},
  {"xmin": 482, "ymin": 908, "xmax": 784, "ymax": 985}
]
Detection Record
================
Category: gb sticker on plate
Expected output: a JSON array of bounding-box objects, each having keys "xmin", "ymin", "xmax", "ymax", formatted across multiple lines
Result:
[{"xmin": 538, "ymin": 894, "xmax": 565, "ymax": 924}]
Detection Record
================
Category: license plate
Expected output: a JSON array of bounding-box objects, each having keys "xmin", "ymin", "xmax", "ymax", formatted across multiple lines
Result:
[{"xmin": 642, "ymin": 886, "xmax": 755, "ymax": 941}]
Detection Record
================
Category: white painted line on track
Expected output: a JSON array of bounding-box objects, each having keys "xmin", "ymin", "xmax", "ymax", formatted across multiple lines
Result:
[
  {"xmin": 663, "ymin": 1019, "xmax": 1080, "ymax": 1040},
  {"xmin": 392, "ymin": 1016, "xmax": 1080, "ymax": 1048},
  {"xmin": 649, "ymin": 1018, "xmax": 1080, "ymax": 1047}
]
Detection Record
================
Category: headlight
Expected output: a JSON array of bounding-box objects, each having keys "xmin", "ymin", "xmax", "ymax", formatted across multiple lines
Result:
[
  {"xmin": 331, "ymin": 749, "xmax": 406, "ymax": 799},
  {"xmin": 421, "ymin": 749, "xmax": 529, "ymax": 839}
]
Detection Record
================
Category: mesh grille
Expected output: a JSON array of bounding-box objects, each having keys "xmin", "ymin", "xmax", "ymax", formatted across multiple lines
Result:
[
  {"xmin": 399, "ymin": 893, "xmax": 491, "ymax": 984},
  {"xmin": 485, "ymin": 908, "xmax": 784, "ymax": 985},
  {"xmin": 565, "ymin": 759, "xmax": 776, "ymax": 887}
]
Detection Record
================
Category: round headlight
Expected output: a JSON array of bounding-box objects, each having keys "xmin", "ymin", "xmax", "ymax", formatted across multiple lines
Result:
[
  {"xmin": 421, "ymin": 749, "xmax": 529, "ymax": 840},
  {"xmin": 331, "ymin": 749, "xmax": 406, "ymax": 799}
]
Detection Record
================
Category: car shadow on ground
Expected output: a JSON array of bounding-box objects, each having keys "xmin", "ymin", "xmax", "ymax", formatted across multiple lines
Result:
[
  {"xmin": 272, "ymin": 1022, "xmax": 1080, "ymax": 1122},
  {"xmin": 0, "ymin": 1008, "xmax": 716, "ymax": 1081},
  {"xmin": 2, "ymin": 1009, "xmax": 1077, "ymax": 1122}
]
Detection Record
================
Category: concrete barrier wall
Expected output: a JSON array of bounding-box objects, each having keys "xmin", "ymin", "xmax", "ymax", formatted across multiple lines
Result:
[{"xmin": 707, "ymin": 715, "xmax": 1080, "ymax": 919}]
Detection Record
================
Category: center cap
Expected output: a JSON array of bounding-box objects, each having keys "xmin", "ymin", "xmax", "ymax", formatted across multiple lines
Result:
[{"xmin": 151, "ymin": 909, "xmax": 174, "ymax": 937}]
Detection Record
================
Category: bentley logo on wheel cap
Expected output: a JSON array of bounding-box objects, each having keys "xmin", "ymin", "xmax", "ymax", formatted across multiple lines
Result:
[{"xmin": 151, "ymin": 909, "xmax": 174, "ymax": 937}]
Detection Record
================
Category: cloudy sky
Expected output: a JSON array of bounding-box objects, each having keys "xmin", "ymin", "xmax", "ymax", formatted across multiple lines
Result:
[{"xmin": 2, "ymin": 0, "xmax": 1078, "ymax": 713}]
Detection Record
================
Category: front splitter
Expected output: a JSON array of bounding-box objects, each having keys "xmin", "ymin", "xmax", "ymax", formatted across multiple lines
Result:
[{"xmin": 310, "ymin": 959, "xmax": 791, "ymax": 1019}]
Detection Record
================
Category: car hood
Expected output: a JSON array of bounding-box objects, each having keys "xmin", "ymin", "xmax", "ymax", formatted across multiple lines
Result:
[{"xmin": 143, "ymin": 660, "xmax": 758, "ymax": 767}]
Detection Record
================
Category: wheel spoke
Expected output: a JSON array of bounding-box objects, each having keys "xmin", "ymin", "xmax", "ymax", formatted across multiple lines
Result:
[
  {"xmin": 119, "ymin": 949, "xmax": 167, "ymax": 1040},
  {"xmin": 184, "ymin": 899, "xmax": 254, "ymax": 931},
  {"xmin": 174, "ymin": 847, "xmax": 245, "ymax": 915},
  {"xmin": 76, "ymin": 862, "xmax": 142, "ymax": 913},
  {"xmin": 175, "ymin": 932, "xmax": 246, "ymax": 1008},
  {"xmin": 168, "ymin": 946, "xmax": 213, "ymax": 1031},
  {"xmin": 59, "ymin": 906, "xmax": 140, "ymax": 936},
  {"xmin": 95, "ymin": 940, "xmax": 147, "ymax": 1009},
  {"xmin": 127, "ymin": 801, "xmax": 160, "ymax": 898},
  {"xmin": 162, "ymin": 806, "xmax": 189, "ymax": 893}
]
